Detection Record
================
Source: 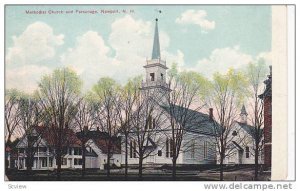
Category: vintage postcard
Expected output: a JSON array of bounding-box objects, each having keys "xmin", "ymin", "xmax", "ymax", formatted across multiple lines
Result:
[{"xmin": 4, "ymin": 4, "xmax": 293, "ymax": 183}]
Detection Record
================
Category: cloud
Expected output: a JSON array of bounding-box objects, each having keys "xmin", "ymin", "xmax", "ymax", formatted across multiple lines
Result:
[
  {"xmin": 6, "ymin": 22, "xmax": 64, "ymax": 93},
  {"xmin": 6, "ymin": 65, "xmax": 51, "ymax": 92},
  {"xmin": 61, "ymin": 15, "xmax": 185, "ymax": 91},
  {"xmin": 190, "ymin": 46, "xmax": 252, "ymax": 77},
  {"xmin": 175, "ymin": 10, "xmax": 215, "ymax": 31},
  {"xmin": 6, "ymin": 21, "xmax": 64, "ymax": 67},
  {"xmin": 189, "ymin": 46, "xmax": 272, "ymax": 78},
  {"xmin": 256, "ymin": 51, "xmax": 272, "ymax": 66},
  {"xmin": 6, "ymin": 16, "xmax": 186, "ymax": 92}
]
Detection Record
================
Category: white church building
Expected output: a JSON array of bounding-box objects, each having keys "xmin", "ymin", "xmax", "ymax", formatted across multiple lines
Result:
[{"xmin": 120, "ymin": 19, "xmax": 218, "ymax": 166}]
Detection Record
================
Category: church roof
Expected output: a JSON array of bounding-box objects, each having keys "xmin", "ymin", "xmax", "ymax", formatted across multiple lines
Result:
[
  {"xmin": 236, "ymin": 121, "xmax": 263, "ymax": 138},
  {"xmin": 240, "ymin": 104, "xmax": 248, "ymax": 115},
  {"xmin": 160, "ymin": 104, "xmax": 221, "ymax": 136},
  {"xmin": 151, "ymin": 18, "xmax": 161, "ymax": 59}
]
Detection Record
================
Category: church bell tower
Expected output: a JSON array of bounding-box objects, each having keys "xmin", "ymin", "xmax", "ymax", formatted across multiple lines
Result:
[{"xmin": 140, "ymin": 18, "xmax": 170, "ymax": 102}]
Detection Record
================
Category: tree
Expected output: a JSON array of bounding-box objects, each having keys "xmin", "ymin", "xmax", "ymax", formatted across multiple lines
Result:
[
  {"xmin": 72, "ymin": 97, "xmax": 96, "ymax": 177},
  {"xmin": 91, "ymin": 77, "xmax": 121, "ymax": 177},
  {"xmin": 18, "ymin": 94, "xmax": 44, "ymax": 172},
  {"xmin": 245, "ymin": 60, "xmax": 268, "ymax": 180},
  {"xmin": 166, "ymin": 66, "xmax": 208, "ymax": 180},
  {"xmin": 115, "ymin": 76, "xmax": 141, "ymax": 179},
  {"xmin": 37, "ymin": 67, "xmax": 82, "ymax": 180},
  {"xmin": 5, "ymin": 89, "xmax": 22, "ymax": 145},
  {"xmin": 129, "ymin": 88, "xmax": 166, "ymax": 180},
  {"xmin": 208, "ymin": 69, "xmax": 248, "ymax": 181}
]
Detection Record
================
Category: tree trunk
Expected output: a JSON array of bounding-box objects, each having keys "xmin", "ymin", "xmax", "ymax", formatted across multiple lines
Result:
[
  {"xmin": 124, "ymin": 134, "xmax": 128, "ymax": 179},
  {"xmin": 138, "ymin": 156, "xmax": 143, "ymax": 180},
  {"xmin": 81, "ymin": 142, "xmax": 86, "ymax": 178},
  {"xmin": 220, "ymin": 152, "xmax": 224, "ymax": 181},
  {"xmin": 106, "ymin": 151, "xmax": 111, "ymax": 177},
  {"xmin": 172, "ymin": 158, "xmax": 177, "ymax": 181},
  {"xmin": 56, "ymin": 148, "xmax": 62, "ymax": 180},
  {"xmin": 254, "ymin": 144, "xmax": 259, "ymax": 180}
]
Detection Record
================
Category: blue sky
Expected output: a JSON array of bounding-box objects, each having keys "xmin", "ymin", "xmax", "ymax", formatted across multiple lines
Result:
[{"xmin": 5, "ymin": 5, "xmax": 271, "ymax": 92}]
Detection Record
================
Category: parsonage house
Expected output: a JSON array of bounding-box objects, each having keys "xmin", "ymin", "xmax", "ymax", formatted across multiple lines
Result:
[
  {"xmin": 12, "ymin": 19, "xmax": 265, "ymax": 170},
  {"xmin": 222, "ymin": 105, "xmax": 264, "ymax": 165}
]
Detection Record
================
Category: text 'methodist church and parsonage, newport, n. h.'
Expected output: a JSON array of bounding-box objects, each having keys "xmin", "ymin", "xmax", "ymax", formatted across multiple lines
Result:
[{"xmin": 7, "ymin": 18, "xmax": 272, "ymax": 170}]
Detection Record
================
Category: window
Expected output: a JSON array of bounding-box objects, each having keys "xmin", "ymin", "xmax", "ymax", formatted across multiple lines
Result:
[
  {"xmin": 166, "ymin": 138, "xmax": 174, "ymax": 158},
  {"xmin": 49, "ymin": 158, "xmax": 53, "ymax": 167},
  {"xmin": 42, "ymin": 158, "xmax": 47, "ymax": 167},
  {"xmin": 245, "ymin": 146, "xmax": 250, "ymax": 158},
  {"xmin": 129, "ymin": 141, "xmax": 133, "ymax": 158},
  {"xmin": 19, "ymin": 148, "xmax": 25, "ymax": 154},
  {"xmin": 232, "ymin": 130, "xmax": 237, "ymax": 136},
  {"xmin": 130, "ymin": 140, "xmax": 137, "ymax": 158},
  {"xmin": 61, "ymin": 158, "xmax": 67, "ymax": 165},
  {"xmin": 150, "ymin": 73, "xmax": 155, "ymax": 81},
  {"xmin": 133, "ymin": 140, "xmax": 137, "ymax": 158},
  {"xmin": 147, "ymin": 115, "xmax": 152, "ymax": 130},
  {"xmin": 153, "ymin": 118, "xmax": 156, "ymax": 129},
  {"xmin": 203, "ymin": 141, "xmax": 208, "ymax": 159},
  {"xmin": 158, "ymin": 150, "xmax": 162, "ymax": 157},
  {"xmin": 69, "ymin": 148, "xmax": 72, "ymax": 155},
  {"xmin": 161, "ymin": 73, "xmax": 164, "ymax": 80},
  {"xmin": 74, "ymin": 159, "xmax": 82, "ymax": 165},
  {"xmin": 170, "ymin": 139, "xmax": 173, "ymax": 157},
  {"xmin": 40, "ymin": 147, "xmax": 47, "ymax": 153},
  {"xmin": 74, "ymin": 148, "xmax": 82, "ymax": 155},
  {"xmin": 63, "ymin": 147, "xmax": 68, "ymax": 155},
  {"xmin": 166, "ymin": 138, "xmax": 169, "ymax": 157},
  {"xmin": 191, "ymin": 141, "xmax": 195, "ymax": 159}
]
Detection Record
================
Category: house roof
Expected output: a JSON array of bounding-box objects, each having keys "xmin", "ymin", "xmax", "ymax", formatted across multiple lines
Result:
[
  {"xmin": 92, "ymin": 136, "xmax": 121, "ymax": 154},
  {"xmin": 236, "ymin": 121, "xmax": 263, "ymax": 138},
  {"xmin": 21, "ymin": 125, "xmax": 82, "ymax": 148},
  {"xmin": 160, "ymin": 104, "xmax": 220, "ymax": 136}
]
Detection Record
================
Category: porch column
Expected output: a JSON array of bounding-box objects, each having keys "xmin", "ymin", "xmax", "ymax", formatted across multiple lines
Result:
[
  {"xmin": 47, "ymin": 147, "xmax": 50, "ymax": 169},
  {"xmin": 17, "ymin": 149, "xmax": 20, "ymax": 170},
  {"xmin": 37, "ymin": 147, "xmax": 40, "ymax": 169}
]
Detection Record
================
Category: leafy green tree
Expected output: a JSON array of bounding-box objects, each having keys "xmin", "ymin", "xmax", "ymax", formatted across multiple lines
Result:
[
  {"xmin": 37, "ymin": 67, "xmax": 82, "ymax": 180},
  {"xmin": 116, "ymin": 76, "xmax": 142, "ymax": 179},
  {"xmin": 91, "ymin": 77, "xmax": 121, "ymax": 177},
  {"xmin": 244, "ymin": 60, "xmax": 268, "ymax": 180},
  {"xmin": 208, "ymin": 68, "xmax": 248, "ymax": 181},
  {"xmin": 166, "ymin": 64, "xmax": 209, "ymax": 180}
]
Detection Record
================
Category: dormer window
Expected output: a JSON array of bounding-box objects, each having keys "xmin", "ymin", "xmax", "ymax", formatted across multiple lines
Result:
[{"xmin": 150, "ymin": 73, "xmax": 155, "ymax": 81}]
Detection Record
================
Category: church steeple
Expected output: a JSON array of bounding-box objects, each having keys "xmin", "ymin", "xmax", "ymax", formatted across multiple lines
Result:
[
  {"xmin": 152, "ymin": 18, "xmax": 161, "ymax": 60},
  {"xmin": 240, "ymin": 104, "xmax": 248, "ymax": 124},
  {"xmin": 140, "ymin": 18, "xmax": 170, "ymax": 102}
]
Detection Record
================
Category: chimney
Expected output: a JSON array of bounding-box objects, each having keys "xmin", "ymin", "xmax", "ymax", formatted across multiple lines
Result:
[
  {"xmin": 84, "ymin": 125, "xmax": 88, "ymax": 132},
  {"xmin": 209, "ymin": 108, "xmax": 213, "ymax": 120}
]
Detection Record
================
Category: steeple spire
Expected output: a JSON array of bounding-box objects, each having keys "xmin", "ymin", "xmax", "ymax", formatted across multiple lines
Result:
[
  {"xmin": 151, "ymin": 18, "xmax": 161, "ymax": 59},
  {"xmin": 240, "ymin": 104, "xmax": 248, "ymax": 124}
]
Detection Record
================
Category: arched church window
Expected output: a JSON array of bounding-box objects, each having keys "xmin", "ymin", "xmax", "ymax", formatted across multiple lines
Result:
[
  {"xmin": 245, "ymin": 146, "xmax": 250, "ymax": 158},
  {"xmin": 150, "ymin": 73, "xmax": 155, "ymax": 81}
]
